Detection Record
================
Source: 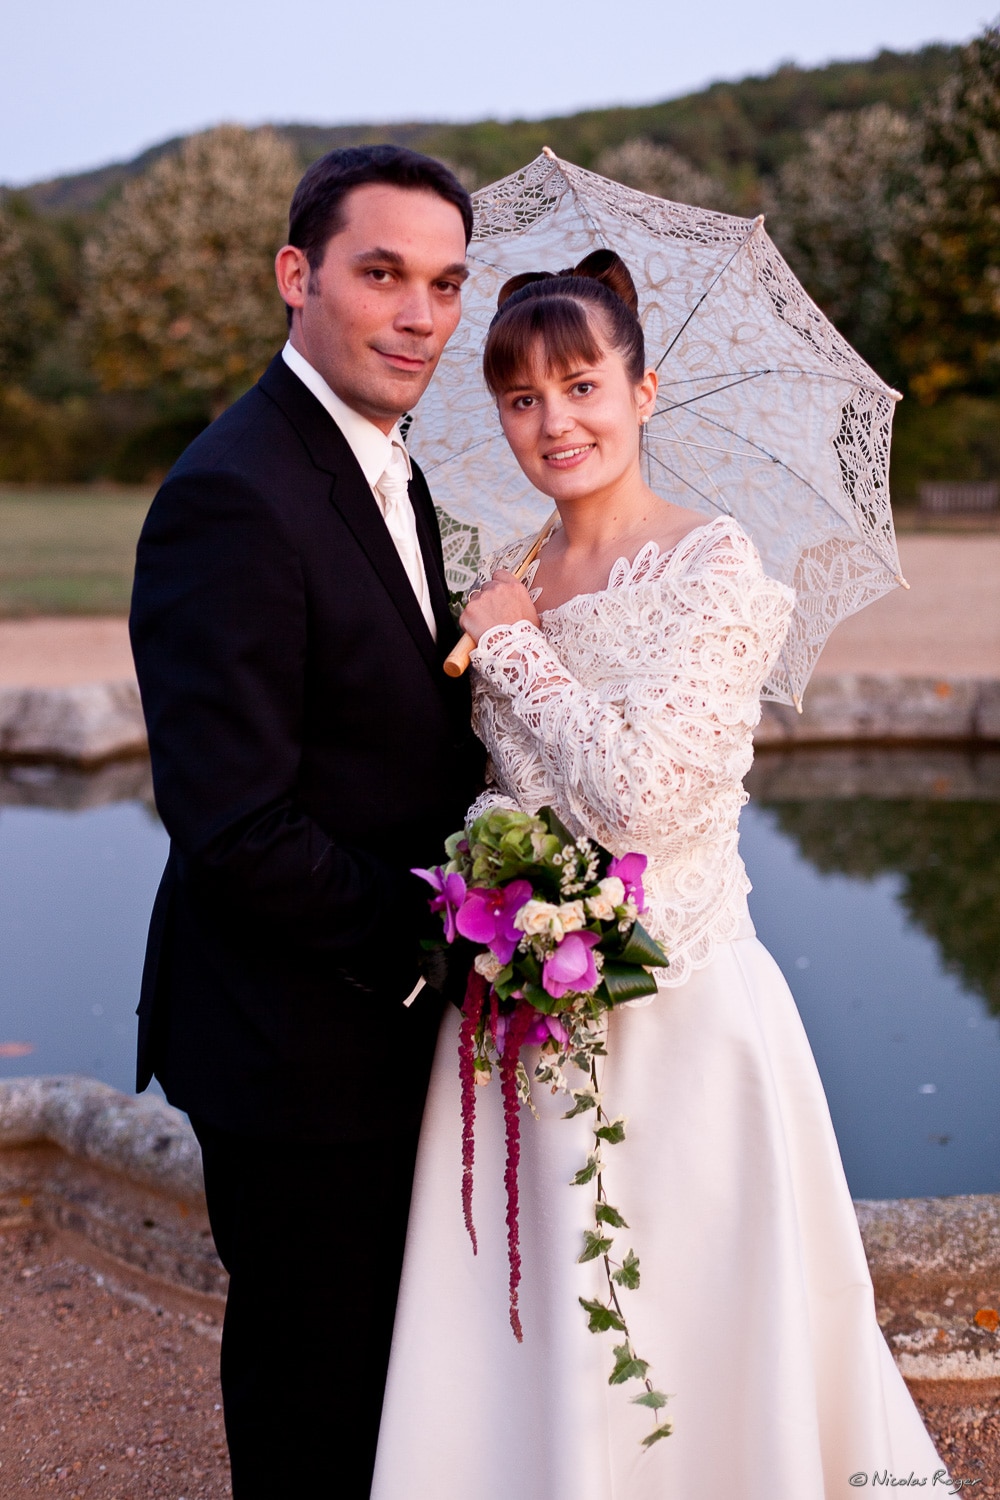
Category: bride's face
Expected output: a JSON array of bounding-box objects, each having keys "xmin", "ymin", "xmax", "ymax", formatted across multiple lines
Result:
[{"xmin": 496, "ymin": 328, "xmax": 656, "ymax": 503}]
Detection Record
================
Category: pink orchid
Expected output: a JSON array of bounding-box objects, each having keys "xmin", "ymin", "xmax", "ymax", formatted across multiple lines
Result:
[
  {"xmin": 456, "ymin": 880, "xmax": 532, "ymax": 965},
  {"xmin": 607, "ymin": 851, "xmax": 648, "ymax": 912},
  {"xmin": 495, "ymin": 1006, "xmax": 567, "ymax": 1055},
  {"xmin": 412, "ymin": 866, "xmax": 467, "ymax": 943},
  {"xmin": 542, "ymin": 930, "xmax": 601, "ymax": 999},
  {"xmin": 522, "ymin": 1012, "xmax": 570, "ymax": 1048}
]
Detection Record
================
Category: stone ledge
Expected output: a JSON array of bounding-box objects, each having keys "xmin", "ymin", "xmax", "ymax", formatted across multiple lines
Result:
[
  {"xmin": 758, "ymin": 676, "xmax": 1000, "ymax": 746},
  {"xmin": 0, "ymin": 681, "xmax": 147, "ymax": 764},
  {"xmin": 0, "ymin": 1076, "xmax": 202, "ymax": 1201},
  {"xmin": 3, "ymin": 1079, "xmax": 1000, "ymax": 1380},
  {"xmin": 0, "ymin": 1078, "xmax": 224, "ymax": 1299},
  {"xmin": 0, "ymin": 675, "xmax": 998, "ymax": 767}
]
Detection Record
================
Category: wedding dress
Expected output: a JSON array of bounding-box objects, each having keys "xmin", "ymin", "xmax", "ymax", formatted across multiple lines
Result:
[{"xmin": 372, "ymin": 517, "xmax": 943, "ymax": 1499}]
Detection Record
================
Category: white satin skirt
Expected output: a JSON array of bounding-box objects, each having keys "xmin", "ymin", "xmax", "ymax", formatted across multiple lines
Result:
[{"xmin": 372, "ymin": 917, "xmax": 944, "ymax": 1499}]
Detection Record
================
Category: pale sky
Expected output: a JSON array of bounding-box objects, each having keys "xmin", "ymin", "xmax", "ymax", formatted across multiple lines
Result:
[{"xmin": 3, "ymin": 0, "xmax": 994, "ymax": 187}]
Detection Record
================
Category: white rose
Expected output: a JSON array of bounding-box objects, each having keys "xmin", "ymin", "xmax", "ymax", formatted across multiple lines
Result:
[
  {"xmin": 514, "ymin": 899, "xmax": 564, "ymax": 937},
  {"xmin": 585, "ymin": 877, "xmax": 626, "ymax": 921},
  {"xmin": 474, "ymin": 950, "xmax": 503, "ymax": 982},
  {"xmin": 557, "ymin": 900, "xmax": 587, "ymax": 932}
]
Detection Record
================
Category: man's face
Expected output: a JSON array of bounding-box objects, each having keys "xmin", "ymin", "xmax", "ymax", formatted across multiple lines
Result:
[{"xmin": 288, "ymin": 183, "xmax": 468, "ymax": 432}]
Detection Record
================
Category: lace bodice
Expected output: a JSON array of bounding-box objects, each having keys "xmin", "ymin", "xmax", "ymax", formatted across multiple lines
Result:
[{"xmin": 468, "ymin": 517, "xmax": 795, "ymax": 987}]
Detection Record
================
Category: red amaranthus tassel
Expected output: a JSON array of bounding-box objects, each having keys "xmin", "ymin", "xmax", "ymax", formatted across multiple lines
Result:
[
  {"xmin": 458, "ymin": 970, "xmax": 488, "ymax": 1255},
  {"xmin": 498, "ymin": 1000, "xmax": 536, "ymax": 1343}
]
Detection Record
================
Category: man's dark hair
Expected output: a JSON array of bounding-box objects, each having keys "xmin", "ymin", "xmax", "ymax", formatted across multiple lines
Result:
[{"xmin": 288, "ymin": 145, "xmax": 474, "ymax": 270}]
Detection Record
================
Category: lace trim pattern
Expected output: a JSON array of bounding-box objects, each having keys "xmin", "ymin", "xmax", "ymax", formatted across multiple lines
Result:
[
  {"xmin": 468, "ymin": 519, "xmax": 794, "ymax": 988},
  {"xmin": 410, "ymin": 149, "xmax": 905, "ymax": 706}
]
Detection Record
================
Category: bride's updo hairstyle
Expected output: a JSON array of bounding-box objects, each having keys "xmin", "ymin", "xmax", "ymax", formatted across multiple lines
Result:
[{"xmin": 482, "ymin": 249, "xmax": 645, "ymax": 397}]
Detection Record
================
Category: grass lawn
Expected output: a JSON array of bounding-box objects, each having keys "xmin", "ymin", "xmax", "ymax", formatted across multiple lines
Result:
[{"xmin": 0, "ymin": 486, "xmax": 153, "ymax": 615}]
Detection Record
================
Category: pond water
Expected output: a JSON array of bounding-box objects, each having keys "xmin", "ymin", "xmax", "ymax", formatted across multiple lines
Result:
[{"xmin": 0, "ymin": 749, "xmax": 998, "ymax": 1201}]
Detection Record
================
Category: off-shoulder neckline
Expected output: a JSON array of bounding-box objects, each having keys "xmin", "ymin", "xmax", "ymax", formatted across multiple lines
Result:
[{"xmin": 531, "ymin": 514, "xmax": 740, "ymax": 618}]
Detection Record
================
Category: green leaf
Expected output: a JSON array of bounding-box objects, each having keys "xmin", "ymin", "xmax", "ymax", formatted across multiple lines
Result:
[
  {"xmin": 618, "ymin": 920, "xmax": 669, "ymax": 968},
  {"xmin": 595, "ymin": 1116, "xmax": 627, "ymax": 1145},
  {"xmin": 539, "ymin": 804, "xmax": 577, "ymax": 850},
  {"xmin": 599, "ymin": 961, "xmax": 660, "ymax": 1005},
  {"xmin": 595, "ymin": 1202, "xmax": 629, "ymax": 1228},
  {"xmin": 571, "ymin": 1153, "xmax": 600, "ymax": 1186},
  {"xmin": 641, "ymin": 1422, "xmax": 673, "ymax": 1447},
  {"xmin": 578, "ymin": 1296, "xmax": 627, "ymax": 1334},
  {"xmin": 578, "ymin": 1230, "xmax": 614, "ymax": 1263},
  {"xmin": 563, "ymin": 1089, "xmax": 599, "ymax": 1119},
  {"xmin": 632, "ymin": 1389, "xmax": 670, "ymax": 1411},
  {"xmin": 612, "ymin": 1249, "xmax": 641, "ymax": 1290},
  {"xmin": 609, "ymin": 1343, "xmax": 650, "ymax": 1384}
]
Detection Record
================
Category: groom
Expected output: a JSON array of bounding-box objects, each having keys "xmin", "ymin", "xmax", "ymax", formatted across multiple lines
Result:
[{"xmin": 129, "ymin": 146, "xmax": 483, "ymax": 1497}]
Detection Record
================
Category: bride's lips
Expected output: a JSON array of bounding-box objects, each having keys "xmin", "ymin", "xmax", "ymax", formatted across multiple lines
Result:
[{"xmin": 543, "ymin": 443, "xmax": 595, "ymax": 470}]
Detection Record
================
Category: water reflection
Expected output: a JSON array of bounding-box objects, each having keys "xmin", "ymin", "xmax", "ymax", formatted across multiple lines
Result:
[
  {"xmin": 747, "ymin": 749, "xmax": 1000, "ymax": 1012},
  {"xmin": 0, "ymin": 750, "xmax": 997, "ymax": 1198}
]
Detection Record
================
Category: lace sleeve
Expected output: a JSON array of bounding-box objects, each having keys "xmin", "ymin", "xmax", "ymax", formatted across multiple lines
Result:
[{"xmin": 469, "ymin": 526, "xmax": 794, "ymax": 847}]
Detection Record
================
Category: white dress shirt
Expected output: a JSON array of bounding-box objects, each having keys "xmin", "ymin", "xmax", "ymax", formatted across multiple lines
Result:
[{"xmin": 281, "ymin": 341, "xmax": 437, "ymax": 640}]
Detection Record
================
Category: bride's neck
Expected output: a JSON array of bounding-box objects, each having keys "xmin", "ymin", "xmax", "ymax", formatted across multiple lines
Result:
[{"xmin": 553, "ymin": 472, "xmax": 662, "ymax": 559}]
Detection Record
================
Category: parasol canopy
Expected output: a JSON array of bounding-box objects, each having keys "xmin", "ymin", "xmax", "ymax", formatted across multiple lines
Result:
[{"xmin": 408, "ymin": 149, "xmax": 906, "ymax": 706}]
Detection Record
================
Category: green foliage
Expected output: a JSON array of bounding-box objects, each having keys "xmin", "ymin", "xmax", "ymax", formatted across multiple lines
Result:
[
  {"xmin": 891, "ymin": 25, "xmax": 1000, "ymax": 403},
  {"xmin": 770, "ymin": 105, "xmax": 920, "ymax": 385},
  {"xmin": 609, "ymin": 1343, "xmax": 649, "ymax": 1384},
  {"xmin": 612, "ymin": 1250, "xmax": 642, "ymax": 1290},
  {"xmin": 0, "ymin": 34, "xmax": 993, "ymax": 480},
  {"xmin": 595, "ymin": 1202, "xmax": 629, "ymax": 1228},
  {"xmin": 890, "ymin": 395, "xmax": 1000, "ymax": 497},
  {"xmin": 579, "ymin": 1296, "xmax": 627, "ymax": 1334},
  {"xmin": 579, "ymin": 1230, "xmax": 614, "ymax": 1262},
  {"xmin": 81, "ymin": 125, "xmax": 297, "ymax": 413},
  {"xmin": 762, "ymin": 798, "xmax": 1000, "ymax": 1011},
  {"xmin": 633, "ymin": 1389, "xmax": 670, "ymax": 1411},
  {"xmin": 571, "ymin": 1154, "xmax": 600, "ymax": 1186}
]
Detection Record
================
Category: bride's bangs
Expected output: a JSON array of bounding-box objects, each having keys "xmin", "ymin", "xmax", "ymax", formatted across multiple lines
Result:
[{"xmin": 483, "ymin": 296, "xmax": 605, "ymax": 396}]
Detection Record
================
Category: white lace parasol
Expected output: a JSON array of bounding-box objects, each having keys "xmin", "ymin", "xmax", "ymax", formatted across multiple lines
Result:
[{"xmin": 407, "ymin": 149, "xmax": 906, "ymax": 706}]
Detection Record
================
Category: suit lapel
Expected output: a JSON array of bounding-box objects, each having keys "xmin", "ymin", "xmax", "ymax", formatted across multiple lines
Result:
[{"xmin": 259, "ymin": 356, "xmax": 442, "ymax": 673}]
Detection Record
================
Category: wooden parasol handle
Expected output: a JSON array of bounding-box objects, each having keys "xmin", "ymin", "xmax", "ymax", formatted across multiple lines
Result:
[{"xmin": 442, "ymin": 513, "xmax": 559, "ymax": 678}]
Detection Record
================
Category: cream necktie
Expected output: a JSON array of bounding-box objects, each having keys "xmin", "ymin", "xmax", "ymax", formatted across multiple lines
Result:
[{"xmin": 376, "ymin": 443, "xmax": 437, "ymax": 641}]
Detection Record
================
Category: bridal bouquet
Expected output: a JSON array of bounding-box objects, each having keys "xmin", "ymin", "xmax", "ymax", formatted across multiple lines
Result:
[{"xmin": 414, "ymin": 805, "xmax": 673, "ymax": 1447}]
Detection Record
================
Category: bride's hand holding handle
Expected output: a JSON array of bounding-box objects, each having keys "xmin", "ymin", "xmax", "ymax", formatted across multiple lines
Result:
[
  {"xmin": 443, "ymin": 513, "xmax": 557, "ymax": 678},
  {"xmin": 460, "ymin": 569, "xmax": 541, "ymax": 640}
]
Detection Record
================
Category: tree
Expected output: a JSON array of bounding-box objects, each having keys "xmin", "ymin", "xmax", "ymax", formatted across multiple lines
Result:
[
  {"xmin": 83, "ymin": 125, "xmax": 299, "ymax": 414},
  {"xmin": 594, "ymin": 138, "xmax": 730, "ymax": 210},
  {"xmin": 771, "ymin": 104, "xmax": 920, "ymax": 382},
  {"xmin": 890, "ymin": 24, "xmax": 1000, "ymax": 402},
  {"xmin": 0, "ymin": 204, "xmax": 38, "ymax": 384}
]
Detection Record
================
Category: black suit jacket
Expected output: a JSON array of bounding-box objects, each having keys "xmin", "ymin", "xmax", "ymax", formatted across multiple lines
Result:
[{"xmin": 129, "ymin": 354, "xmax": 483, "ymax": 1142}]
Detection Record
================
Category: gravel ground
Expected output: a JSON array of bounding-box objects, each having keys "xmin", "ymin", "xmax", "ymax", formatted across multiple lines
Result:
[
  {"xmin": 2, "ymin": 1224, "xmax": 999, "ymax": 1498},
  {"xmin": 0, "ymin": 1226, "xmax": 231, "ymax": 1498}
]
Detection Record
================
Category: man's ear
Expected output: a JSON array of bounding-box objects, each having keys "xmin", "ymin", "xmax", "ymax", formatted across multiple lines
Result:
[{"xmin": 275, "ymin": 245, "xmax": 309, "ymax": 315}]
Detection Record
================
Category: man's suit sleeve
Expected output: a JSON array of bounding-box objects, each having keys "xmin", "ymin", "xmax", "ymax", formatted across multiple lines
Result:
[{"xmin": 130, "ymin": 468, "xmax": 421, "ymax": 959}]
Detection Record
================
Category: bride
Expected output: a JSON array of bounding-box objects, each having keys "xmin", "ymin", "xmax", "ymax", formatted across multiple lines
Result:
[{"xmin": 372, "ymin": 251, "xmax": 944, "ymax": 1497}]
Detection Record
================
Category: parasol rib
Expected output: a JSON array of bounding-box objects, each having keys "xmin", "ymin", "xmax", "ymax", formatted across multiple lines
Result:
[{"xmin": 655, "ymin": 216, "xmax": 765, "ymax": 372}]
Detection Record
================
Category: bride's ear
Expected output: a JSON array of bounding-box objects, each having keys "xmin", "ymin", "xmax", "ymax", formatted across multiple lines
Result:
[{"xmin": 636, "ymin": 367, "xmax": 658, "ymax": 426}]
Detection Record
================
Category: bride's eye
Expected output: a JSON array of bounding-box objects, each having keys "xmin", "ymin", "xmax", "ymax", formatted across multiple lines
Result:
[
  {"xmin": 510, "ymin": 394, "xmax": 537, "ymax": 411},
  {"xmin": 571, "ymin": 381, "xmax": 595, "ymax": 397}
]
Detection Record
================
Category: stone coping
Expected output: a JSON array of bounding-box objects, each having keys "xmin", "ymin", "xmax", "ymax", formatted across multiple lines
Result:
[
  {"xmin": 2, "ymin": 1077, "xmax": 999, "ymax": 1380},
  {"xmin": 0, "ymin": 676, "xmax": 997, "ymax": 767},
  {"xmin": 0, "ymin": 680, "xmax": 146, "ymax": 764},
  {"xmin": 0, "ymin": 1076, "xmax": 203, "ymax": 1201}
]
